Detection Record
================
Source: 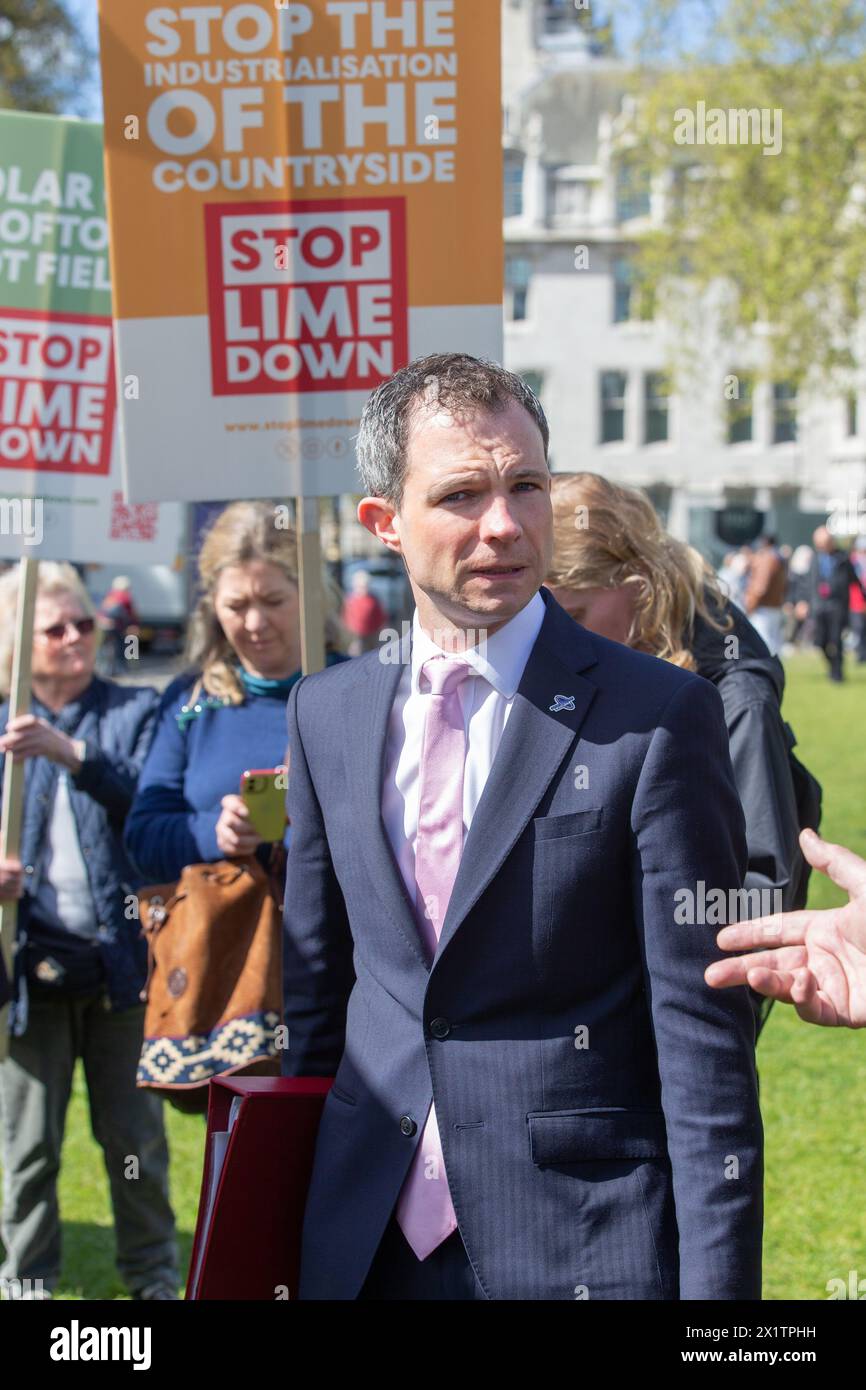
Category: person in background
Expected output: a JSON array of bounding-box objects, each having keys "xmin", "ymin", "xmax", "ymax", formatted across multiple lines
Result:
[
  {"xmin": 707, "ymin": 829, "xmax": 866, "ymax": 1029},
  {"xmin": 546, "ymin": 472, "xmax": 808, "ymax": 1039},
  {"xmin": 717, "ymin": 547, "xmax": 749, "ymax": 610},
  {"xmin": 783, "ymin": 544, "xmax": 814, "ymax": 650},
  {"xmin": 0, "ymin": 563, "xmax": 177, "ymax": 1301},
  {"xmin": 97, "ymin": 576, "xmax": 139, "ymax": 677},
  {"xmin": 125, "ymin": 500, "xmax": 348, "ymax": 886},
  {"xmin": 743, "ymin": 535, "xmax": 787, "ymax": 656},
  {"xmin": 806, "ymin": 526, "xmax": 866, "ymax": 681},
  {"xmin": 848, "ymin": 535, "xmax": 866, "ymax": 664},
  {"xmin": 341, "ymin": 568, "xmax": 388, "ymax": 656}
]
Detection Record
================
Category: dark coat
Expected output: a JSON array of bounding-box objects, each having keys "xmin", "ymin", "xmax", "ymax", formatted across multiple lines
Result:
[
  {"xmin": 283, "ymin": 588, "xmax": 762, "ymax": 1300},
  {"xmin": 809, "ymin": 550, "xmax": 866, "ymax": 610},
  {"xmin": 692, "ymin": 601, "xmax": 802, "ymax": 914},
  {"xmin": 0, "ymin": 676, "xmax": 159, "ymax": 1034}
]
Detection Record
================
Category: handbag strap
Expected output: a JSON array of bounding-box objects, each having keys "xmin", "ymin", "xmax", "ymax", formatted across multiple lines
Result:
[{"xmin": 139, "ymin": 888, "xmax": 184, "ymax": 1003}]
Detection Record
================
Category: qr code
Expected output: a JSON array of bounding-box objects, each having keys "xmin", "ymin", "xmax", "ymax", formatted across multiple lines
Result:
[{"xmin": 109, "ymin": 491, "xmax": 158, "ymax": 542}]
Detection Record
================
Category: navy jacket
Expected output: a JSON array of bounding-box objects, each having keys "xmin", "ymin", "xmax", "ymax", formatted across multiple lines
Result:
[
  {"xmin": 0, "ymin": 677, "xmax": 159, "ymax": 1033},
  {"xmin": 283, "ymin": 588, "xmax": 763, "ymax": 1301}
]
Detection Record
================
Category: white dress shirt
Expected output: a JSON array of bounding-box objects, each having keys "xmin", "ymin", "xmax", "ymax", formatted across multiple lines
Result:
[{"xmin": 382, "ymin": 591, "xmax": 546, "ymax": 905}]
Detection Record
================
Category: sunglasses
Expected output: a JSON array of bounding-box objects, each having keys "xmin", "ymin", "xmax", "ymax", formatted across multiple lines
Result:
[{"xmin": 38, "ymin": 617, "xmax": 97, "ymax": 642}]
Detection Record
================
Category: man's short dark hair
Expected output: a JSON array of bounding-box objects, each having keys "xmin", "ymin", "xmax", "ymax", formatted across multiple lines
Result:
[{"xmin": 356, "ymin": 353, "xmax": 550, "ymax": 508}]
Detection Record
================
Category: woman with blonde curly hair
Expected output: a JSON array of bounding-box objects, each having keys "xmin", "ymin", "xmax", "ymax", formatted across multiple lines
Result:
[
  {"xmin": 546, "ymin": 473, "xmax": 813, "ymax": 1040},
  {"xmin": 546, "ymin": 472, "xmax": 730, "ymax": 665},
  {"xmin": 125, "ymin": 500, "xmax": 348, "ymax": 883}
]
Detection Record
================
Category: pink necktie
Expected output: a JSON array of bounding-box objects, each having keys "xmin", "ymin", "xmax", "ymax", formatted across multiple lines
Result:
[{"xmin": 395, "ymin": 655, "xmax": 471, "ymax": 1260}]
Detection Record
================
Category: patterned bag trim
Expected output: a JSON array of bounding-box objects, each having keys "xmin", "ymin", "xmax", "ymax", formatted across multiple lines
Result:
[{"xmin": 137, "ymin": 1011, "xmax": 280, "ymax": 1089}]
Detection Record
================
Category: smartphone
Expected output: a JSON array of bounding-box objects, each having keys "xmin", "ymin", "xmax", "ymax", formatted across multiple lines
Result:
[{"xmin": 240, "ymin": 768, "xmax": 288, "ymax": 842}]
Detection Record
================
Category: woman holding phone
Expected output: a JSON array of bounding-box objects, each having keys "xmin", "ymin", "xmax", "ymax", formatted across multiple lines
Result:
[
  {"xmin": 125, "ymin": 500, "xmax": 348, "ymax": 882},
  {"xmin": 125, "ymin": 502, "xmax": 348, "ymax": 1105}
]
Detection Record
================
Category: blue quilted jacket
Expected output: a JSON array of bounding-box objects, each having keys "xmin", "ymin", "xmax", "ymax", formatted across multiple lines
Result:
[{"xmin": 0, "ymin": 676, "xmax": 159, "ymax": 1035}]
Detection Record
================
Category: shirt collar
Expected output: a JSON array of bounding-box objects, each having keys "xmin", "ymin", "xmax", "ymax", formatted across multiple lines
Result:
[{"xmin": 410, "ymin": 590, "xmax": 546, "ymax": 698}]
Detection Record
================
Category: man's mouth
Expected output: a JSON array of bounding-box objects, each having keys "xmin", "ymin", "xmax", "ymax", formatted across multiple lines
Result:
[{"xmin": 472, "ymin": 565, "xmax": 525, "ymax": 576}]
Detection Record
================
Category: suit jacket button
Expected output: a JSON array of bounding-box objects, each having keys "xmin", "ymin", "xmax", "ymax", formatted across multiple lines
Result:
[
  {"xmin": 429, "ymin": 1017, "xmax": 451, "ymax": 1039},
  {"xmin": 400, "ymin": 1115, "xmax": 417, "ymax": 1137}
]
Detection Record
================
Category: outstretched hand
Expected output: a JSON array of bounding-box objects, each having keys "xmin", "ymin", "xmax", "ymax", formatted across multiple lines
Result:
[{"xmin": 705, "ymin": 829, "xmax": 866, "ymax": 1028}]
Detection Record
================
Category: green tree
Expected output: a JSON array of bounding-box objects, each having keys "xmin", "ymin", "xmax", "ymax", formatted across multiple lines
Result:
[
  {"xmin": 618, "ymin": 0, "xmax": 866, "ymax": 390},
  {"xmin": 0, "ymin": 0, "xmax": 93, "ymax": 115}
]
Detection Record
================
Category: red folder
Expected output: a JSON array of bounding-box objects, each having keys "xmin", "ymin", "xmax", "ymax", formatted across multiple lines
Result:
[{"xmin": 186, "ymin": 1075, "xmax": 332, "ymax": 1301}]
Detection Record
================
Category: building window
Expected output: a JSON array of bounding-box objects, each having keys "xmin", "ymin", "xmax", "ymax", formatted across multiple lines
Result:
[
  {"xmin": 644, "ymin": 372, "xmax": 669, "ymax": 444},
  {"xmin": 847, "ymin": 393, "xmax": 858, "ymax": 437},
  {"xmin": 615, "ymin": 161, "xmax": 651, "ymax": 222},
  {"xmin": 613, "ymin": 256, "xmax": 654, "ymax": 324},
  {"xmin": 542, "ymin": 0, "xmax": 583, "ymax": 35},
  {"xmin": 613, "ymin": 257, "xmax": 631, "ymax": 323},
  {"xmin": 600, "ymin": 371, "xmax": 627, "ymax": 444},
  {"xmin": 504, "ymin": 156, "xmax": 524, "ymax": 218},
  {"xmin": 727, "ymin": 373, "xmax": 754, "ymax": 444},
  {"xmin": 506, "ymin": 257, "xmax": 532, "ymax": 321},
  {"xmin": 773, "ymin": 382, "xmax": 798, "ymax": 443},
  {"xmin": 551, "ymin": 171, "xmax": 590, "ymax": 221}
]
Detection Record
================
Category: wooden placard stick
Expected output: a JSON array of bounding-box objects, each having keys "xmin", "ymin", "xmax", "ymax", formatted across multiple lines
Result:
[
  {"xmin": 0, "ymin": 557, "xmax": 39, "ymax": 1062},
  {"xmin": 295, "ymin": 496, "xmax": 326, "ymax": 677}
]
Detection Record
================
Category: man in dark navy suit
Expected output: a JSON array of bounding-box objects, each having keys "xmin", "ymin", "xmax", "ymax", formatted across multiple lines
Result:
[{"xmin": 282, "ymin": 353, "xmax": 762, "ymax": 1300}]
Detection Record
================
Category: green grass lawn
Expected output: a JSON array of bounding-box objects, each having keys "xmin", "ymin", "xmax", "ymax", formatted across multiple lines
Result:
[
  {"xmin": 758, "ymin": 649, "xmax": 866, "ymax": 1300},
  {"xmin": 1, "ymin": 649, "xmax": 863, "ymax": 1300}
]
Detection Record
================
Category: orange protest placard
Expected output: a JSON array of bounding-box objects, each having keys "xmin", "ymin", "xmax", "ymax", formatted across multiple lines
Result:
[{"xmin": 98, "ymin": 0, "xmax": 503, "ymax": 501}]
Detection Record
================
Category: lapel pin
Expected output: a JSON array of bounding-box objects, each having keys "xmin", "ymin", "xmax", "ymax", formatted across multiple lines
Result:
[{"xmin": 550, "ymin": 694, "xmax": 576, "ymax": 713}]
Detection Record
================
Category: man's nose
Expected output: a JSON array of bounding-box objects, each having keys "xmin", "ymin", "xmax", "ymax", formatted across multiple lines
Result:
[{"xmin": 479, "ymin": 496, "xmax": 522, "ymax": 541}]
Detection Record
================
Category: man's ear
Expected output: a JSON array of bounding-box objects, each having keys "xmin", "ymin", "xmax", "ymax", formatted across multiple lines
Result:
[{"xmin": 357, "ymin": 497, "xmax": 403, "ymax": 557}]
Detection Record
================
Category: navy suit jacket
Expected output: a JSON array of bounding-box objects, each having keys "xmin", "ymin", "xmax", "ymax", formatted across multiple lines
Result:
[{"xmin": 282, "ymin": 587, "xmax": 763, "ymax": 1300}]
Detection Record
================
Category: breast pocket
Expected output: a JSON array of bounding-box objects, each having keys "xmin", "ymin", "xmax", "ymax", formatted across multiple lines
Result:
[
  {"xmin": 530, "ymin": 808, "xmax": 616, "ymax": 987},
  {"xmin": 532, "ymin": 808, "xmax": 604, "ymax": 842}
]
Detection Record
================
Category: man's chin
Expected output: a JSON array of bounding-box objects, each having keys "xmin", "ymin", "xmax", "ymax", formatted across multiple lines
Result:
[{"xmin": 459, "ymin": 574, "xmax": 538, "ymax": 619}]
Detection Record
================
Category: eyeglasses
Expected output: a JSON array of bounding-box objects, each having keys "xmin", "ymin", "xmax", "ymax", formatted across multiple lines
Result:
[{"xmin": 37, "ymin": 617, "xmax": 96, "ymax": 642}]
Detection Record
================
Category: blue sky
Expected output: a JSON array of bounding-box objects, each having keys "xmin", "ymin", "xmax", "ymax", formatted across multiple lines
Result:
[{"xmin": 63, "ymin": 0, "xmax": 100, "ymax": 117}]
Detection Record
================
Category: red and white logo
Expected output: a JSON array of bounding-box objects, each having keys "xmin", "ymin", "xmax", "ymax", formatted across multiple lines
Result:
[
  {"xmin": 205, "ymin": 198, "xmax": 408, "ymax": 397},
  {"xmin": 0, "ymin": 308, "xmax": 115, "ymax": 476}
]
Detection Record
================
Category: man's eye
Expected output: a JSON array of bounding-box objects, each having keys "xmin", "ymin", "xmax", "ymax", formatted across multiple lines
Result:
[
  {"xmin": 441, "ymin": 491, "xmax": 470, "ymax": 503},
  {"xmin": 515, "ymin": 481, "xmax": 541, "ymax": 491}
]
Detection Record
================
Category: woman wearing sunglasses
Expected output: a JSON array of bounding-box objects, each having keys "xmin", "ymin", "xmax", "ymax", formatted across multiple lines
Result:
[{"xmin": 0, "ymin": 563, "xmax": 178, "ymax": 1301}]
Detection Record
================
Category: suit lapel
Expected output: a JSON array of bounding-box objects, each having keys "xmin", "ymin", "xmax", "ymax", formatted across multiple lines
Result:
[
  {"xmin": 345, "ymin": 594, "xmax": 601, "ymax": 974},
  {"xmin": 434, "ymin": 592, "xmax": 599, "ymax": 964},
  {"xmin": 344, "ymin": 629, "xmax": 431, "ymax": 971}
]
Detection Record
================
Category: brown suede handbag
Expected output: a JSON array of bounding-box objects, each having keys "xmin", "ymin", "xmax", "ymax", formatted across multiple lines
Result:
[{"xmin": 136, "ymin": 853, "xmax": 284, "ymax": 1114}]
